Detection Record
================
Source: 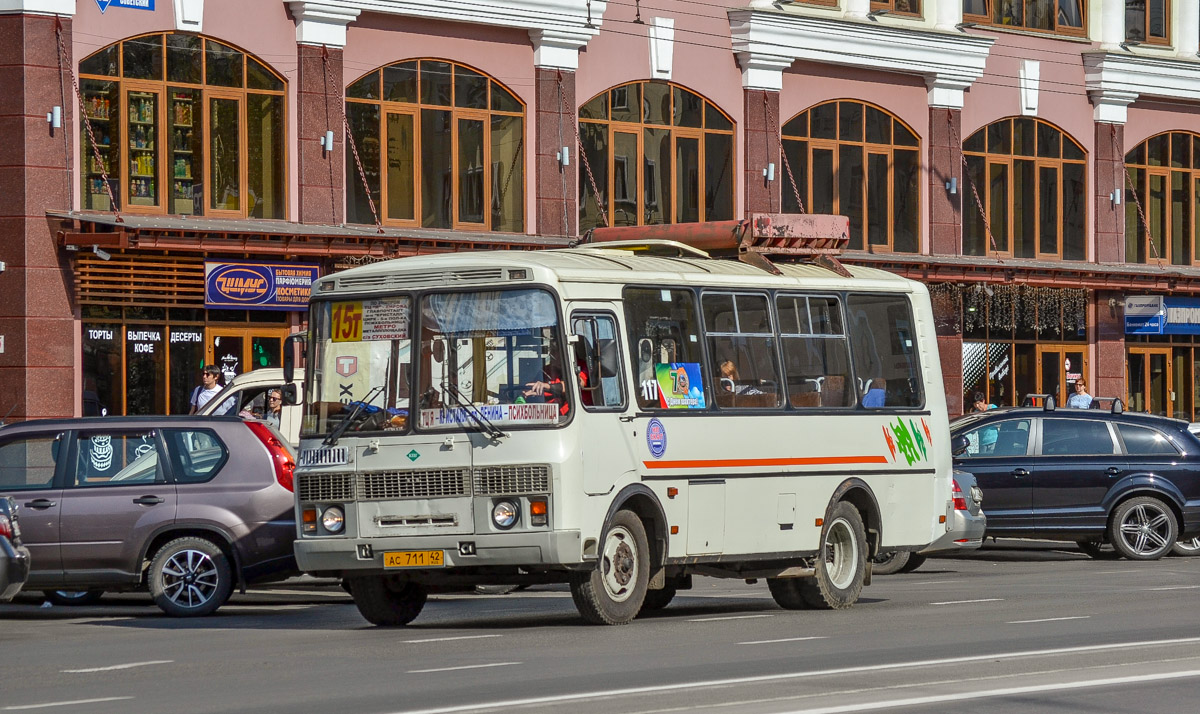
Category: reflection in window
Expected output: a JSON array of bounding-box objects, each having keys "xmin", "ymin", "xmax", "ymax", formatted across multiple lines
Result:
[
  {"xmin": 1125, "ymin": 132, "xmax": 1200, "ymax": 265},
  {"xmin": 579, "ymin": 81, "xmax": 734, "ymax": 232},
  {"xmin": 78, "ymin": 33, "xmax": 286, "ymax": 218},
  {"xmin": 1041, "ymin": 418, "xmax": 1115, "ymax": 456},
  {"xmin": 963, "ymin": 0, "xmax": 1085, "ymax": 35},
  {"xmin": 963, "ymin": 117, "xmax": 1086, "ymax": 260},
  {"xmin": 0, "ymin": 436, "xmax": 60, "ymax": 490},
  {"xmin": 346, "ymin": 60, "xmax": 524, "ymax": 232},
  {"xmin": 1125, "ymin": 0, "xmax": 1168, "ymax": 44},
  {"xmin": 783, "ymin": 100, "xmax": 920, "ymax": 252}
]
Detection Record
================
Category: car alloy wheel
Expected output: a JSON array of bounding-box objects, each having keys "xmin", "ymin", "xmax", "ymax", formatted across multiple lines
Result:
[
  {"xmin": 1110, "ymin": 496, "xmax": 1178, "ymax": 561},
  {"xmin": 161, "ymin": 549, "xmax": 220, "ymax": 608},
  {"xmin": 1172, "ymin": 536, "xmax": 1200, "ymax": 557}
]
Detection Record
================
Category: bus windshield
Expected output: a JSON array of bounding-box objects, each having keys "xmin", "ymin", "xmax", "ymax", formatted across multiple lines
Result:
[{"xmin": 415, "ymin": 288, "xmax": 570, "ymax": 430}]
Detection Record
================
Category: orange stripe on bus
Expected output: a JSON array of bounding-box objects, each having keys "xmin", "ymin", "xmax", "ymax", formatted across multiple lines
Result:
[{"xmin": 642, "ymin": 455, "xmax": 890, "ymax": 469}]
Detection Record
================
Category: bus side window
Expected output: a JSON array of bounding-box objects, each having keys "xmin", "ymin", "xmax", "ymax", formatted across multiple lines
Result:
[
  {"xmin": 777, "ymin": 294, "xmax": 853, "ymax": 408},
  {"xmin": 571, "ymin": 314, "xmax": 626, "ymax": 410},
  {"xmin": 847, "ymin": 294, "xmax": 923, "ymax": 408},
  {"xmin": 623, "ymin": 287, "xmax": 706, "ymax": 410}
]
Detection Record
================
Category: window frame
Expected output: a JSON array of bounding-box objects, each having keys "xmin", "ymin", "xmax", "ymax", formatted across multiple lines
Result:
[
  {"xmin": 1125, "ymin": 131, "xmax": 1200, "ymax": 267},
  {"xmin": 702, "ymin": 290, "xmax": 783, "ymax": 410},
  {"xmin": 77, "ymin": 32, "xmax": 287, "ymax": 219},
  {"xmin": 870, "ymin": 0, "xmax": 922, "ymax": 16},
  {"xmin": 68, "ymin": 429, "xmax": 165, "ymax": 488},
  {"xmin": 1036, "ymin": 417, "xmax": 1119, "ymax": 457},
  {"xmin": 0, "ymin": 432, "xmax": 67, "ymax": 491},
  {"xmin": 1125, "ymin": 0, "xmax": 1171, "ymax": 45},
  {"xmin": 962, "ymin": 0, "xmax": 1087, "ymax": 38},
  {"xmin": 570, "ymin": 311, "xmax": 629, "ymax": 413}
]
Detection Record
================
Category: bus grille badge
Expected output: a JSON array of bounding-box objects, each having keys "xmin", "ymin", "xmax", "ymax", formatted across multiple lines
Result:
[
  {"xmin": 458, "ymin": 542, "xmax": 476, "ymax": 556},
  {"xmin": 357, "ymin": 544, "xmax": 373, "ymax": 559}
]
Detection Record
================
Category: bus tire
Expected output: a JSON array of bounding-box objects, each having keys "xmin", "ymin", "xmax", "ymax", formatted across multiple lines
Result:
[
  {"xmin": 898, "ymin": 553, "xmax": 927, "ymax": 573},
  {"xmin": 766, "ymin": 577, "xmax": 808, "ymax": 610},
  {"xmin": 638, "ymin": 585, "xmax": 677, "ymax": 615},
  {"xmin": 349, "ymin": 575, "xmax": 427, "ymax": 626},
  {"xmin": 570, "ymin": 509, "xmax": 649, "ymax": 625},
  {"xmin": 798, "ymin": 501, "xmax": 867, "ymax": 610},
  {"xmin": 869, "ymin": 551, "xmax": 910, "ymax": 576}
]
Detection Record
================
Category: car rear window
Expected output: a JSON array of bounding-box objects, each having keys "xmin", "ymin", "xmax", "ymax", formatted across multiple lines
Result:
[
  {"xmin": 1040, "ymin": 419, "xmax": 1116, "ymax": 456},
  {"xmin": 0, "ymin": 435, "xmax": 60, "ymax": 490},
  {"xmin": 163, "ymin": 429, "xmax": 228, "ymax": 483},
  {"xmin": 1116, "ymin": 424, "xmax": 1179, "ymax": 456}
]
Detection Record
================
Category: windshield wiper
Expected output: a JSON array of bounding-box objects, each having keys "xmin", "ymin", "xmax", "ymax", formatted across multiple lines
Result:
[
  {"xmin": 440, "ymin": 381, "xmax": 506, "ymax": 440},
  {"xmin": 324, "ymin": 384, "xmax": 387, "ymax": 447}
]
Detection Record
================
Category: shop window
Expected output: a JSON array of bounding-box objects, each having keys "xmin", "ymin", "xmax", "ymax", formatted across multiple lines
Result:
[
  {"xmin": 578, "ymin": 81, "xmax": 734, "ymax": 232},
  {"xmin": 962, "ymin": 0, "xmax": 1085, "ymax": 36},
  {"xmin": 782, "ymin": 100, "xmax": 920, "ymax": 253},
  {"xmin": 1125, "ymin": 131, "xmax": 1200, "ymax": 266},
  {"xmin": 962, "ymin": 117, "xmax": 1086, "ymax": 260},
  {"xmin": 871, "ymin": 0, "xmax": 921, "ymax": 15},
  {"xmin": 78, "ymin": 33, "xmax": 286, "ymax": 219},
  {"xmin": 345, "ymin": 60, "xmax": 525, "ymax": 232},
  {"xmin": 1125, "ymin": 0, "xmax": 1169, "ymax": 44}
]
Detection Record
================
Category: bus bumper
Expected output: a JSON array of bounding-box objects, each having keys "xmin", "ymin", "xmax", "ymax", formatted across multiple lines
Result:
[{"xmin": 294, "ymin": 529, "xmax": 583, "ymax": 574}]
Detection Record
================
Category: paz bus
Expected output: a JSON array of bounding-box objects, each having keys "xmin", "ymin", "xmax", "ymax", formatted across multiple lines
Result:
[{"xmin": 287, "ymin": 214, "xmax": 954, "ymax": 626}]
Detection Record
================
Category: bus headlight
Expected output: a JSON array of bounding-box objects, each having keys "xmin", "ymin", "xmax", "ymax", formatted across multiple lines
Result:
[
  {"xmin": 321, "ymin": 506, "xmax": 345, "ymax": 533},
  {"xmin": 492, "ymin": 501, "xmax": 519, "ymax": 529}
]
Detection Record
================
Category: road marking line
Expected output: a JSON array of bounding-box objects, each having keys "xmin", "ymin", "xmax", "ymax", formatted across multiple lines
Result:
[
  {"xmin": 253, "ymin": 589, "xmax": 352, "ymax": 598},
  {"xmin": 218, "ymin": 604, "xmax": 316, "ymax": 612},
  {"xmin": 407, "ymin": 662, "xmax": 520, "ymax": 674},
  {"xmin": 3, "ymin": 697, "xmax": 134, "ymax": 710},
  {"xmin": 1007, "ymin": 616, "xmax": 1090, "ymax": 625},
  {"xmin": 1146, "ymin": 585, "xmax": 1200, "ymax": 591},
  {"xmin": 405, "ymin": 635, "xmax": 504, "ymax": 644},
  {"xmin": 773, "ymin": 668, "xmax": 1200, "ymax": 714},
  {"xmin": 387, "ymin": 636, "xmax": 1200, "ymax": 714},
  {"xmin": 61, "ymin": 660, "xmax": 172, "ymax": 673},
  {"xmin": 739, "ymin": 636, "xmax": 827, "ymax": 646},
  {"xmin": 929, "ymin": 598, "xmax": 1003, "ymax": 605},
  {"xmin": 687, "ymin": 614, "xmax": 775, "ymax": 622}
]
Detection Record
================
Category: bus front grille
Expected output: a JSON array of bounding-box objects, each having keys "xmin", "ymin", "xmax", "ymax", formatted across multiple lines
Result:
[
  {"xmin": 296, "ymin": 473, "xmax": 356, "ymax": 502},
  {"xmin": 359, "ymin": 468, "xmax": 471, "ymax": 500},
  {"xmin": 473, "ymin": 465, "xmax": 551, "ymax": 495}
]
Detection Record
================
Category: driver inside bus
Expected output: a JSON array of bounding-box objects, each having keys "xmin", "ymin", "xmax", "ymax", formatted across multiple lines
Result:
[{"xmin": 525, "ymin": 363, "xmax": 570, "ymax": 416}]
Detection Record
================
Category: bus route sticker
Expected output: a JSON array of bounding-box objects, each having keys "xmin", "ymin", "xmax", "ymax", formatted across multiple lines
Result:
[{"xmin": 646, "ymin": 418, "xmax": 667, "ymax": 459}]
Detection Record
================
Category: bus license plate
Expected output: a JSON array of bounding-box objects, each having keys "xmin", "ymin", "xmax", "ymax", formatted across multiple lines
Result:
[{"xmin": 383, "ymin": 550, "xmax": 445, "ymax": 568}]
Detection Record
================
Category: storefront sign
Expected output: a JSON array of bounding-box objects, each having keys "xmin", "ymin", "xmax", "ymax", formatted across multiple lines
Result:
[
  {"xmin": 1125, "ymin": 296, "xmax": 1200, "ymax": 335},
  {"xmin": 95, "ymin": 0, "xmax": 156, "ymax": 12},
  {"xmin": 205, "ymin": 262, "xmax": 319, "ymax": 311}
]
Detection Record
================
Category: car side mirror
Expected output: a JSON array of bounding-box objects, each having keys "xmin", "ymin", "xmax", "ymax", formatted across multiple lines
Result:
[
  {"xmin": 951, "ymin": 434, "xmax": 970, "ymax": 457},
  {"xmin": 283, "ymin": 332, "xmax": 306, "ymax": 384},
  {"xmin": 281, "ymin": 383, "xmax": 299, "ymax": 406}
]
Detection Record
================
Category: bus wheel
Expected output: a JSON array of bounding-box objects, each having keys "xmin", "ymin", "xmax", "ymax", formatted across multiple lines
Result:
[
  {"xmin": 349, "ymin": 575, "xmax": 427, "ymax": 626},
  {"xmin": 869, "ymin": 551, "xmax": 911, "ymax": 575},
  {"xmin": 637, "ymin": 585, "xmax": 677, "ymax": 615},
  {"xmin": 766, "ymin": 577, "xmax": 807, "ymax": 610},
  {"xmin": 898, "ymin": 553, "xmax": 927, "ymax": 573},
  {"xmin": 798, "ymin": 501, "xmax": 867, "ymax": 610},
  {"xmin": 570, "ymin": 509, "xmax": 649, "ymax": 625}
]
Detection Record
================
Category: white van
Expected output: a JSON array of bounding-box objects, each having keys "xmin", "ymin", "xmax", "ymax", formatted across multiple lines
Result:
[{"xmin": 199, "ymin": 368, "xmax": 304, "ymax": 445}]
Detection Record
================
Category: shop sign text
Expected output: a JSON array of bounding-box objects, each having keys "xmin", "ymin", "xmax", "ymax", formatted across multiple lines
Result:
[
  {"xmin": 95, "ymin": 0, "xmax": 156, "ymax": 12},
  {"xmin": 205, "ymin": 261, "xmax": 319, "ymax": 311}
]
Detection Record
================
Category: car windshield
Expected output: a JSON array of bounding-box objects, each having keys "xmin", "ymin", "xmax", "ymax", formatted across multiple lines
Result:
[{"xmin": 416, "ymin": 288, "xmax": 570, "ymax": 431}]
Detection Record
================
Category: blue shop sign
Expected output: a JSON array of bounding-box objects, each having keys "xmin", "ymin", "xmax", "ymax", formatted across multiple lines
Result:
[
  {"xmin": 205, "ymin": 262, "xmax": 319, "ymax": 311},
  {"xmin": 1125, "ymin": 295, "xmax": 1200, "ymax": 335},
  {"xmin": 95, "ymin": 0, "xmax": 156, "ymax": 12}
]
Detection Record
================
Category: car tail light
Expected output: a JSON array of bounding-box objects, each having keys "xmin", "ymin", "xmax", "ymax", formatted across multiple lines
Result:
[
  {"xmin": 0, "ymin": 514, "xmax": 10, "ymax": 539},
  {"xmin": 247, "ymin": 421, "xmax": 295, "ymax": 492},
  {"xmin": 951, "ymin": 478, "xmax": 968, "ymax": 511}
]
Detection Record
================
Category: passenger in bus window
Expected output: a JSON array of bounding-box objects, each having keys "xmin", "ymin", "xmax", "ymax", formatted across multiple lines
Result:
[
  {"xmin": 861, "ymin": 378, "xmax": 887, "ymax": 408},
  {"xmin": 717, "ymin": 360, "xmax": 763, "ymax": 396}
]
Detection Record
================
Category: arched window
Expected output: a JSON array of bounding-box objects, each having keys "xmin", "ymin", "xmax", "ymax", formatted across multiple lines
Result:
[
  {"xmin": 1125, "ymin": 132, "xmax": 1200, "ymax": 265},
  {"xmin": 345, "ymin": 60, "xmax": 525, "ymax": 232},
  {"xmin": 962, "ymin": 0, "xmax": 1085, "ymax": 37},
  {"xmin": 79, "ymin": 33, "xmax": 286, "ymax": 219},
  {"xmin": 962, "ymin": 118, "xmax": 1086, "ymax": 260},
  {"xmin": 782, "ymin": 100, "xmax": 920, "ymax": 253},
  {"xmin": 577, "ymin": 81, "xmax": 734, "ymax": 232}
]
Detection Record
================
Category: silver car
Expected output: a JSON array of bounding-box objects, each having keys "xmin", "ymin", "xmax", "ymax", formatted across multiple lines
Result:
[{"xmin": 872, "ymin": 469, "xmax": 985, "ymax": 574}]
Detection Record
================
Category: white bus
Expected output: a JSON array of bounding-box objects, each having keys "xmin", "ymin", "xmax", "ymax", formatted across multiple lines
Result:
[{"xmin": 289, "ymin": 218, "xmax": 953, "ymax": 626}]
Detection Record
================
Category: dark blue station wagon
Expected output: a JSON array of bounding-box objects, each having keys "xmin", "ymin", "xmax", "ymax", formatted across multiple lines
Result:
[{"xmin": 951, "ymin": 402, "xmax": 1200, "ymax": 560}]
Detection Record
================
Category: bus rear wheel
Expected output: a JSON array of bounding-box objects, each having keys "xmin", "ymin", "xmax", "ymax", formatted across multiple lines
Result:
[
  {"xmin": 798, "ymin": 501, "xmax": 867, "ymax": 610},
  {"xmin": 349, "ymin": 575, "xmax": 427, "ymax": 626},
  {"xmin": 570, "ymin": 509, "xmax": 649, "ymax": 625}
]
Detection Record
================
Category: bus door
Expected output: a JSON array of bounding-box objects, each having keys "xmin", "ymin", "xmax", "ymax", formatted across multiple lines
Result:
[{"xmin": 570, "ymin": 310, "xmax": 638, "ymax": 495}]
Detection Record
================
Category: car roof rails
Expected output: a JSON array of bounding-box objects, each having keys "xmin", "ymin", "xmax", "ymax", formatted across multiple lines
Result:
[
  {"xmin": 1021, "ymin": 393, "xmax": 1056, "ymax": 411},
  {"xmin": 1088, "ymin": 396, "xmax": 1124, "ymax": 414}
]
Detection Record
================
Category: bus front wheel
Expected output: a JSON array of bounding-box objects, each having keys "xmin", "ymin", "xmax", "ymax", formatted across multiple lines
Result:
[
  {"xmin": 348, "ymin": 575, "xmax": 427, "ymax": 626},
  {"xmin": 799, "ymin": 501, "xmax": 867, "ymax": 610},
  {"xmin": 570, "ymin": 509, "xmax": 649, "ymax": 625}
]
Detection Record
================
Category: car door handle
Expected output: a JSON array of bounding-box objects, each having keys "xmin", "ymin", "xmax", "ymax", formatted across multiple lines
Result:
[
  {"xmin": 132, "ymin": 496, "xmax": 165, "ymax": 506},
  {"xmin": 25, "ymin": 498, "xmax": 56, "ymax": 509},
  {"xmin": 1106, "ymin": 467, "xmax": 1121, "ymax": 476},
  {"xmin": 1010, "ymin": 468, "xmax": 1029, "ymax": 477}
]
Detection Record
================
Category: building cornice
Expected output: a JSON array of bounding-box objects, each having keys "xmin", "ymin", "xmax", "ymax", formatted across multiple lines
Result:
[
  {"xmin": 288, "ymin": 2, "xmax": 361, "ymax": 48},
  {"xmin": 1084, "ymin": 51, "xmax": 1200, "ymax": 123},
  {"xmin": 729, "ymin": 9, "xmax": 993, "ymax": 108},
  {"xmin": 0, "ymin": 0, "xmax": 73, "ymax": 16}
]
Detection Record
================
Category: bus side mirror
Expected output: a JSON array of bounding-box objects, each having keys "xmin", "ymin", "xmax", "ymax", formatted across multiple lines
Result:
[
  {"xmin": 283, "ymin": 332, "xmax": 306, "ymax": 384},
  {"xmin": 281, "ymin": 383, "xmax": 299, "ymax": 406},
  {"xmin": 951, "ymin": 434, "xmax": 970, "ymax": 457}
]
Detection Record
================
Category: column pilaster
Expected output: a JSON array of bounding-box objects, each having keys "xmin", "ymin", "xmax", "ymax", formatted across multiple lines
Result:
[
  {"xmin": 1094, "ymin": 122, "xmax": 1125, "ymax": 263},
  {"xmin": 929, "ymin": 106, "xmax": 962, "ymax": 256},
  {"xmin": 535, "ymin": 68, "xmax": 576, "ymax": 237}
]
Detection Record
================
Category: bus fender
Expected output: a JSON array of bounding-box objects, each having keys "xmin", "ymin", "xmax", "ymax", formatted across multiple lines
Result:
[
  {"xmin": 602, "ymin": 484, "xmax": 669, "ymax": 589},
  {"xmin": 828, "ymin": 478, "xmax": 882, "ymax": 558}
]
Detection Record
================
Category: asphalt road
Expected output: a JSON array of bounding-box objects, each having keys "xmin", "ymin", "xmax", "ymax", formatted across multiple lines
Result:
[{"xmin": 2, "ymin": 540, "xmax": 1199, "ymax": 714}]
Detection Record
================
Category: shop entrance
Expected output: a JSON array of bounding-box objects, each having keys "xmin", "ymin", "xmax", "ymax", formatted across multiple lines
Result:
[
  {"xmin": 1127, "ymin": 347, "xmax": 1173, "ymax": 416},
  {"xmin": 1036, "ymin": 345, "xmax": 1086, "ymax": 406},
  {"xmin": 207, "ymin": 328, "xmax": 288, "ymax": 384}
]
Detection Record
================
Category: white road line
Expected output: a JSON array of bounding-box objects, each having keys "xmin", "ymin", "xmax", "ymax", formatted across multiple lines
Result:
[
  {"xmin": 1146, "ymin": 585, "xmax": 1200, "ymax": 591},
  {"xmin": 218, "ymin": 604, "xmax": 316, "ymax": 612},
  {"xmin": 387, "ymin": 636, "xmax": 1200, "ymax": 714},
  {"xmin": 407, "ymin": 662, "xmax": 520, "ymax": 674},
  {"xmin": 929, "ymin": 598, "xmax": 1003, "ymax": 605},
  {"xmin": 61, "ymin": 660, "xmax": 173, "ymax": 673},
  {"xmin": 3, "ymin": 697, "xmax": 134, "ymax": 710},
  {"xmin": 687, "ymin": 614, "xmax": 775, "ymax": 622},
  {"xmin": 739, "ymin": 636, "xmax": 827, "ymax": 646},
  {"xmin": 405, "ymin": 635, "xmax": 504, "ymax": 644},
  {"xmin": 773, "ymin": 668, "xmax": 1200, "ymax": 714},
  {"xmin": 253, "ymin": 589, "xmax": 352, "ymax": 598},
  {"xmin": 1007, "ymin": 616, "xmax": 1090, "ymax": 625}
]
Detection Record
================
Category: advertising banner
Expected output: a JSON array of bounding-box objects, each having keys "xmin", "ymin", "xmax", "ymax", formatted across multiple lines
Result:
[
  {"xmin": 205, "ymin": 262, "xmax": 319, "ymax": 311},
  {"xmin": 654, "ymin": 362, "xmax": 706, "ymax": 409}
]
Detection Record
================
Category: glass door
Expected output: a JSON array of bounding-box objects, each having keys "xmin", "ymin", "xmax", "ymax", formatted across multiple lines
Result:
[
  {"xmin": 207, "ymin": 328, "xmax": 287, "ymax": 386},
  {"xmin": 1036, "ymin": 345, "xmax": 1086, "ymax": 406},
  {"xmin": 1127, "ymin": 347, "xmax": 1172, "ymax": 416}
]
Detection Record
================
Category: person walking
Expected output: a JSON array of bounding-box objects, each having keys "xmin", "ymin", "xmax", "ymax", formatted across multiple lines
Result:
[
  {"xmin": 189, "ymin": 365, "xmax": 231, "ymax": 415},
  {"xmin": 1067, "ymin": 378, "xmax": 1093, "ymax": 409}
]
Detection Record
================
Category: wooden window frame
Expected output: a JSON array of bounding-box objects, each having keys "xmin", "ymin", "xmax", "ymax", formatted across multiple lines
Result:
[
  {"xmin": 1125, "ymin": 0, "xmax": 1171, "ymax": 45},
  {"xmin": 344, "ymin": 59, "xmax": 526, "ymax": 232},
  {"xmin": 781, "ymin": 100, "xmax": 921, "ymax": 254},
  {"xmin": 77, "ymin": 32, "xmax": 287, "ymax": 220},
  {"xmin": 1125, "ymin": 131, "xmax": 1200, "ymax": 267},
  {"xmin": 870, "ymin": 0, "xmax": 922, "ymax": 17},
  {"xmin": 962, "ymin": 0, "xmax": 1087, "ymax": 38},
  {"xmin": 962, "ymin": 118, "xmax": 1087, "ymax": 261},
  {"xmin": 578, "ymin": 80, "xmax": 736, "ymax": 231}
]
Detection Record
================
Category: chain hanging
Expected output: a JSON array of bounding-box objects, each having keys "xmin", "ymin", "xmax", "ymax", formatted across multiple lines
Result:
[
  {"xmin": 494, "ymin": 132, "xmax": 524, "ymax": 220},
  {"xmin": 1113, "ymin": 123, "xmax": 1159, "ymax": 261},
  {"xmin": 948, "ymin": 109, "xmax": 996, "ymax": 253},
  {"xmin": 765, "ymin": 94, "xmax": 804, "ymax": 213},
  {"xmin": 324, "ymin": 46, "xmax": 383, "ymax": 233},
  {"xmin": 564, "ymin": 73, "xmax": 608, "ymax": 228},
  {"xmin": 57, "ymin": 17, "xmax": 122, "ymax": 223}
]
